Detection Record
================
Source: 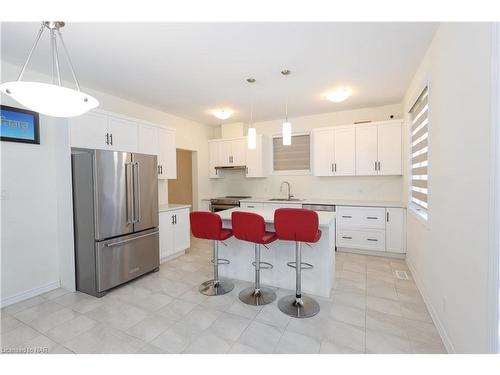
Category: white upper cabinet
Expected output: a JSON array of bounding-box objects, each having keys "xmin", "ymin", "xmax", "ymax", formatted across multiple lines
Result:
[
  {"xmin": 245, "ymin": 135, "xmax": 268, "ymax": 178},
  {"xmin": 355, "ymin": 125, "xmax": 378, "ymax": 176},
  {"xmin": 377, "ymin": 122, "xmax": 402, "ymax": 175},
  {"xmin": 69, "ymin": 110, "xmax": 176, "ymax": 179},
  {"xmin": 217, "ymin": 140, "xmax": 232, "ymax": 167},
  {"xmin": 334, "ymin": 127, "xmax": 356, "ymax": 176},
  {"xmin": 158, "ymin": 128, "xmax": 176, "ymax": 180},
  {"xmin": 208, "ymin": 141, "xmax": 222, "ymax": 178},
  {"xmin": 231, "ymin": 138, "xmax": 246, "ymax": 166},
  {"xmin": 312, "ymin": 129, "xmax": 335, "ymax": 176},
  {"xmin": 107, "ymin": 117, "xmax": 138, "ymax": 153},
  {"xmin": 138, "ymin": 123, "xmax": 159, "ymax": 155},
  {"xmin": 69, "ymin": 111, "xmax": 109, "ymax": 150},
  {"xmin": 355, "ymin": 120, "xmax": 402, "ymax": 176}
]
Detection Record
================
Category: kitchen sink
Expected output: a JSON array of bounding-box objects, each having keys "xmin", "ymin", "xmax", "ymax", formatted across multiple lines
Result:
[{"xmin": 268, "ymin": 198, "xmax": 303, "ymax": 202}]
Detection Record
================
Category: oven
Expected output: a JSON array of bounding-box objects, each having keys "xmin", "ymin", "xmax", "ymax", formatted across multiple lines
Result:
[{"xmin": 210, "ymin": 196, "xmax": 251, "ymax": 212}]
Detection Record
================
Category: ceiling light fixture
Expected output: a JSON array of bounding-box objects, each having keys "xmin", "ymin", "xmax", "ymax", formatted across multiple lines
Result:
[
  {"xmin": 0, "ymin": 22, "xmax": 99, "ymax": 117},
  {"xmin": 281, "ymin": 69, "xmax": 292, "ymax": 146},
  {"xmin": 212, "ymin": 109, "xmax": 233, "ymax": 120},
  {"xmin": 246, "ymin": 78, "xmax": 256, "ymax": 150},
  {"xmin": 326, "ymin": 87, "xmax": 352, "ymax": 103}
]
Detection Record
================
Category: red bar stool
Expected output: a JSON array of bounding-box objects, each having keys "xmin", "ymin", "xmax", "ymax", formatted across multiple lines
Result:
[
  {"xmin": 231, "ymin": 211, "xmax": 277, "ymax": 306},
  {"xmin": 274, "ymin": 208, "xmax": 322, "ymax": 318},
  {"xmin": 190, "ymin": 211, "xmax": 234, "ymax": 296}
]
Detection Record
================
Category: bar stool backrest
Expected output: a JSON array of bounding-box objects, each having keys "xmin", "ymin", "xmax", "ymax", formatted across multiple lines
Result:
[
  {"xmin": 231, "ymin": 211, "xmax": 267, "ymax": 243},
  {"xmin": 190, "ymin": 211, "xmax": 223, "ymax": 240},
  {"xmin": 274, "ymin": 208, "xmax": 320, "ymax": 242}
]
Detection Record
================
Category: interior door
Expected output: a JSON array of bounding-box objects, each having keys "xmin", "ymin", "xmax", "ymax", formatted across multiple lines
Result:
[
  {"xmin": 355, "ymin": 125, "xmax": 378, "ymax": 176},
  {"xmin": 93, "ymin": 150, "xmax": 134, "ymax": 240},
  {"xmin": 377, "ymin": 122, "xmax": 402, "ymax": 175},
  {"xmin": 334, "ymin": 127, "xmax": 356, "ymax": 176},
  {"xmin": 313, "ymin": 129, "xmax": 334, "ymax": 176},
  {"xmin": 132, "ymin": 153, "xmax": 159, "ymax": 232}
]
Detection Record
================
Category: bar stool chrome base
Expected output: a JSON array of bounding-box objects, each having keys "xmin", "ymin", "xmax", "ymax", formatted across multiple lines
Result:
[
  {"xmin": 199, "ymin": 279, "xmax": 234, "ymax": 296},
  {"xmin": 278, "ymin": 295, "xmax": 320, "ymax": 318},
  {"xmin": 239, "ymin": 286, "xmax": 276, "ymax": 306}
]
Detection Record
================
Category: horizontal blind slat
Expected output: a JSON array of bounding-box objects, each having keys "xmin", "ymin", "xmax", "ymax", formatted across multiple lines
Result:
[
  {"xmin": 410, "ymin": 88, "xmax": 428, "ymax": 115},
  {"xmin": 412, "ymin": 166, "xmax": 428, "ymax": 176},
  {"xmin": 412, "ymin": 120, "xmax": 428, "ymax": 140},
  {"xmin": 412, "ymin": 138, "xmax": 428, "ymax": 152},
  {"xmin": 412, "ymin": 190, "xmax": 428, "ymax": 203},
  {"xmin": 412, "ymin": 179, "xmax": 428, "ymax": 189},
  {"xmin": 412, "ymin": 152, "xmax": 428, "ymax": 164}
]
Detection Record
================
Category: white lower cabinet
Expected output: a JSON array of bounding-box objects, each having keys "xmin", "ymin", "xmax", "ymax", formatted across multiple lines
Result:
[
  {"xmin": 240, "ymin": 202, "xmax": 264, "ymax": 209},
  {"xmin": 336, "ymin": 205, "xmax": 406, "ymax": 254},
  {"xmin": 159, "ymin": 207, "xmax": 190, "ymax": 262},
  {"xmin": 262, "ymin": 202, "xmax": 302, "ymax": 210}
]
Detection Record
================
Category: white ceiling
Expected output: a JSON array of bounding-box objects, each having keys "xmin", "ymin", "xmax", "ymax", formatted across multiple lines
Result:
[{"xmin": 1, "ymin": 22, "xmax": 437, "ymax": 125}]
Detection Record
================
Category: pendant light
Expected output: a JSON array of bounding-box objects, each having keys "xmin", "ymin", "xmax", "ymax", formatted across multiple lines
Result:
[
  {"xmin": 0, "ymin": 22, "xmax": 99, "ymax": 117},
  {"xmin": 247, "ymin": 78, "xmax": 257, "ymax": 150},
  {"xmin": 281, "ymin": 69, "xmax": 292, "ymax": 146}
]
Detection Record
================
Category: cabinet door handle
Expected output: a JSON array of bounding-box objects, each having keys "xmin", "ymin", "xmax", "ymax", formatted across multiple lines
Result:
[
  {"xmin": 335, "ymin": 163, "xmax": 337, "ymax": 172},
  {"xmin": 215, "ymin": 168, "xmax": 218, "ymax": 176},
  {"xmin": 171, "ymin": 215, "xmax": 175, "ymax": 225},
  {"xmin": 342, "ymin": 236, "xmax": 352, "ymax": 240},
  {"xmin": 374, "ymin": 161, "xmax": 377, "ymax": 171},
  {"xmin": 157, "ymin": 165, "xmax": 160, "ymax": 175},
  {"xmin": 246, "ymin": 167, "xmax": 248, "ymax": 175},
  {"xmin": 247, "ymin": 205, "xmax": 255, "ymax": 208},
  {"xmin": 174, "ymin": 215, "xmax": 177, "ymax": 224},
  {"xmin": 331, "ymin": 163, "xmax": 334, "ymax": 172},
  {"xmin": 105, "ymin": 133, "xmax": 109, "ymax": 145},
  {"xmin": 342, "ymin": 215, "xmax": 352, "ymax": 218},
  {"xmin": 110, "ymin": 133, "xmax": 113, "ymax": 146},
  {"xmin": 366, "ymin": 216, "xmax": 378, "ymax": 220},
  {"xmin": 160, "ymin": 165, "xmax": 163, "ymax": 175},
  {"xmin": 367, "ymin": 238, "xmax": 378, "ymax": 242},
  {"xmin": 386, "ymin": 212, "xmax": 389, "ymax": 222}
]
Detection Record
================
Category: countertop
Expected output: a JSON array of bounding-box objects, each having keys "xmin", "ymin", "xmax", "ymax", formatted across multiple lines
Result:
[
  {"xmin": 240, "ymin": 197, "xmax": 406, "ymax": 208},
  {"xmin": 159, "ymin": 204, "xmax": 191, "ymax": 213},
  {"xmin": 216, "ymin": 207, "xmax": 336, "ymax": 227}
]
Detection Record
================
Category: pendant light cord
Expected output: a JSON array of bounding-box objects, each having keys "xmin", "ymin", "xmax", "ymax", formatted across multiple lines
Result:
[{"xmin": 16, "ymin": 23, "xmax": 45, "ymax": 81}]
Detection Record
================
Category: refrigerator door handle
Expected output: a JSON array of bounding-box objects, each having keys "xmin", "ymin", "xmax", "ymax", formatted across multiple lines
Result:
[
  {"xmin": 125, "ymin": 162, "xmax": 134, "ymax": 224},
  {"xmin": 133, "ymin": 162, "xmax": 141, "ymax": 223},
  {"xmin": 105, "ymin": 230, "xmax": 159, "ymax": 247}
]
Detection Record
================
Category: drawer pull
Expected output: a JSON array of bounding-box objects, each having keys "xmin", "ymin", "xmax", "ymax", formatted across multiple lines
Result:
[
  {"xmin": 366, "ymin": 216, "xmax": 379, "ymax": 220},
  {"xmin": 342, "ymin": 236, "xmax": 352, "ymax": 239},
  {"xmin": 247, "ymin": 205, "xmax": 255, "ymax": 208},
  {"xmin": 367, "ymin": 238, "xmax": 378, "ymax": 242},
  {"xmin": 342, "ymin": 215, "xmax": 352, "ymax": 218}
]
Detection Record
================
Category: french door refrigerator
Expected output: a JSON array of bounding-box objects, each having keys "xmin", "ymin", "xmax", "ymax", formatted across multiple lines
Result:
[{"xmin": 71, "ymin": 148, "xmax": 159, "ymax": 297}]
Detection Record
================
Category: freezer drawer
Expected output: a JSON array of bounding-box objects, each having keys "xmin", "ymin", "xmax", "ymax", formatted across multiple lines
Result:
[{"xmin": 96, "ymin": 229, "xmax": 159, "ymax": 292}]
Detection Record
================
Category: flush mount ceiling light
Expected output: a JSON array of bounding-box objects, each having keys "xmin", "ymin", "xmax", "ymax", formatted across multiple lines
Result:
[
  {"xmin": 0, "ymin": 22, "xmax": 99, "ymax": 117},
  {"xmin": 326, "ymin": 87, "xmax": 352, "ymax": 103},
  {"xmin": 281, "ymin": 69, "xmax": 292, "ymax": 146},
  {"xmin": 246, "ymin": 78, "xmax": 256, "ymax": 150},
  {"xmin": 212, "ymin": 109, "xmax": 233, "ymax": 120}
]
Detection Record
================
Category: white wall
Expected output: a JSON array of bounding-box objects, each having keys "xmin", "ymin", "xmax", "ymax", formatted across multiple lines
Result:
[
  {"xmin": 403, "ymin": 23, "xmax": 496, "ymax": 353},
  {"xmin": 211, "ymin": 104, "xmax": 405, "ymax": 201},
  {"xmin": 1, "ymin": 61, "xmax": 214, "ymax": 305}
]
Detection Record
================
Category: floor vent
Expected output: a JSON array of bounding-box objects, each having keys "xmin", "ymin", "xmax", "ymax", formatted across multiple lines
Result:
[{"xmin": 394, "ymin": 270, "xmax": 410, "ymax": 280}]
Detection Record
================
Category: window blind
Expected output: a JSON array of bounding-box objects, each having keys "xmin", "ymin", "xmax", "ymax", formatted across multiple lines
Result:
[
  {"xmin": 409, "ymin": 86, "xmax": 429, "ymax": 215},
  {"xmin": 273, "ymin": 134, "xmax": 310, "ymax": 171}
]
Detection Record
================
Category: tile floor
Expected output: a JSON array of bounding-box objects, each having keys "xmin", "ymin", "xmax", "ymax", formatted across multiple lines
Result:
[{"xmin": 0, "ymin": 238, "xmax": 446, "ymax": 354}]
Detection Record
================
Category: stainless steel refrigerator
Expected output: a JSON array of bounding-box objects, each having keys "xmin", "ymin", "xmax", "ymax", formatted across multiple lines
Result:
[{"xmin": 71, "ymin": 148, "xmax": 159, "ymax": 297}]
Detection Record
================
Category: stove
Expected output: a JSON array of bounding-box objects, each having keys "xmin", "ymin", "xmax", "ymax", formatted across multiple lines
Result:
[{"xmin": 210, "ymin": 196, "xmax": 251, "ymax": 212}]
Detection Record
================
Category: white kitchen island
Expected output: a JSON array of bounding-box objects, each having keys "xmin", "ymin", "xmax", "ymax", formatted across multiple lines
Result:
[{"xmin": 215, "ymin": 207, "xmax": 336, "ymax": 298}]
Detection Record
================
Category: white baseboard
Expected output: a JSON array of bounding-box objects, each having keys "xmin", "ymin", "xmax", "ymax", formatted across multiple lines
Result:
[
  {"xmin": 406, "ymin": 260, "xmax": 455, "ymax": 354},
  {"xmin": 160, "ymin": 250, "xmax": 186, "ymax": 264},
  {"xmin": 1, "ymin": 281, "xmax": 60, "ymax": 308},
  {"xmin": 337, "ymin": 247, "xmax": 406, "ymax": 259}
]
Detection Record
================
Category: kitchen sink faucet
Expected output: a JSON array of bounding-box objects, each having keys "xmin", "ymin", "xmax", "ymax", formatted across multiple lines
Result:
[{"xmin": 280, "ymin": 181, "xmax": 293, "ymax": 200}]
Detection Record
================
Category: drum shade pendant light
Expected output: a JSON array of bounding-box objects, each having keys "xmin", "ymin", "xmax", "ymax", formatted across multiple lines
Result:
[
  {"xmin": 0, "ymin": 22, "xmax": 98, "ymax": 117},
  {"xmin": 281, "ymin": 69, "xmax": 292, "ymax": 146},
  {"xmin": 247, "ymin": 78, "xmax": 257, "ymax": 150}
]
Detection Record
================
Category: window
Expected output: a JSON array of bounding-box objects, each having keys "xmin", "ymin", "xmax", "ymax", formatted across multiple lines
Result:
[
  {"xmin": 409, "ymin": 86, "xmax": 429, "ymax": 220},
  {"xmin": 273, "ymin": 134, "xmax": 311, "ymax": 173}
]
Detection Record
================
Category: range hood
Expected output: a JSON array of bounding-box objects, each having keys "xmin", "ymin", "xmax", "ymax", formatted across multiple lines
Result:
[{"xmin": 214, "ymin": 165, "xmax": 247, "ymax": 170}]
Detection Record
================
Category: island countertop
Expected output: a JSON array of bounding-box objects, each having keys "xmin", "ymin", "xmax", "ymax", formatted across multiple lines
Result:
[{"xmin": 216, "ymin": 207, "xmax": 336, "ymax": 226}]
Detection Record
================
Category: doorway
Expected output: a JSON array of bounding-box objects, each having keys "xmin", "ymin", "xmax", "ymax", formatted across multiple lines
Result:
[{"xmin": 168, "ymin": 149, "xmax": 193, "ymax": 207}]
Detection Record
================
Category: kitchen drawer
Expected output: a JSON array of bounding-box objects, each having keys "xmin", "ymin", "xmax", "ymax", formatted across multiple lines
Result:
[
  {"xmin": 336, "ymin": 206, "xmax": 386, "ymax": 230},
  {"xmin": 336, "ymin": 229, "xmax": 386, "ymax": 252},
  {"xmin": 240, "ymin": 202, "xmax": 264, "ymax": 209}
]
